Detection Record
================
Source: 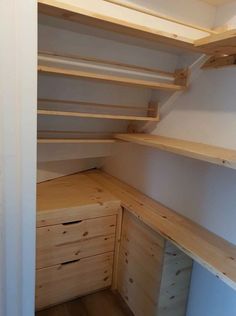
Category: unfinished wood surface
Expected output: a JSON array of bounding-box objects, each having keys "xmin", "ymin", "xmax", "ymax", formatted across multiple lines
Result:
[
  {"xmin": 112, "ymin": 208, "xmax": 123, "ymax": 290},
  {"xmin": 39, "ymin": 51, "xmax": 175, "ymax": 78},
  {"xmin": 36, "ymin": 289, "xmax": 134, "ymax": 316},
  {"xmin": 38, "ymin": 98, "xmax": 153, "ymax": 112},
  {"xmin": 37, "ymin": 173, "xmax": 120, "ymax": 227},
  {"xmin": 158, "ymin": 241, "xmax": 192, "ymax": 316},
  {"xmin": 37, "ymin": 109, "xmax": 160, "ymax": 121},
  {"xmin": 103, "ymin": 0, "xmax": 216, "ymax": 35},
  {"xmin": 38, "ymin": 138, "xmax": 117, "ymax": 144},
  {"xmin": 195, "ymin": 29, "xmax": 236, "ymax": 55},
  {"xmin": 36, "ymin": 252, "xmax": 114, "ymax": 310},
  {"xmin": 202, "ymin": 54, "xmax": 236, "ymax": 69},
  {"xmin": 115, "ymin": 134, "xmax": 236, "ymax": 169},
  {"xmin": 38, "ymin": 0, "xmax": 202, "ymax": 52},
  {"xmin": 38, "ymin": 65, "xmax": 186, "ymax": 91},
  {"xmin": 86, "ymin": 170, "xmax": 236, "ymax": 291},
  {"xmin": 37, "ymin": 215, "xmax": 116, "ymax": 268},
  {"xmin": 118, "ymin": 211, "xmax": 164, "ymax": 316}
]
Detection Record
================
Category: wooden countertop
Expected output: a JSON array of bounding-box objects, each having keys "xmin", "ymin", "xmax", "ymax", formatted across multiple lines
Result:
[{"xmin": 37, "ymin": 170, "xmax": 236, "ymax": 291}]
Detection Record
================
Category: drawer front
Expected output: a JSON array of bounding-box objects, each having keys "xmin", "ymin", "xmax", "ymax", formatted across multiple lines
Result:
[
  {"xmin": 37, "ymin": 234, "xmax": 115, "ymax": 269},
  {"xmin": 36, "ymin": 252, "xmax": 114, "ymax": 310},
  {"xmin": 37, "ymin": 203, "xmax": 120, "ymax": 227},
  {"xmin": 37, "ymin": 215, "xmax": 116, "ymax": 268}
]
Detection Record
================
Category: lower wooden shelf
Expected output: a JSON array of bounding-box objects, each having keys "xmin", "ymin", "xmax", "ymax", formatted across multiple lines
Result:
[
  {"xmin": 37, "ymin": 138, "xmax": 117, "ymax": 144},
  {"xmin": 115, "ymin": 133, "xmax": 236, "ymax": 170},
  {"xmin": 38, "ymin": 109, "xmax": 159, "ymax": 122}
]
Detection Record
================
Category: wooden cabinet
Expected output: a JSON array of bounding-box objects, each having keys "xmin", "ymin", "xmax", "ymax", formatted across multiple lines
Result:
[
  {"xmin": 36, "ymin": 173, "xmax": 193, "ymax": 314},
  {"xmin": 36, "ymin": 174, "xmax": 121, "ymax": 310},
  {"xmin": 117, "ymin": 210, "xmax": 192, "ymax": 316}
]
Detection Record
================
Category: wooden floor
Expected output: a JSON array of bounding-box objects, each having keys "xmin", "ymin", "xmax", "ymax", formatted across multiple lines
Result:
[{"xmin": 36, "ymin": 290, "xmax": 134, "ymax": 316}]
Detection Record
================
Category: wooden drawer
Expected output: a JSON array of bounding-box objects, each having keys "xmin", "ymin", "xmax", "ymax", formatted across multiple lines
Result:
[
  {"xmin": 37, "ymin": 215, "xmax": 116, "ymax": 268},
  {"xmin": 36, "ymin": 252, "xmax": 114, "ymax": 310}
]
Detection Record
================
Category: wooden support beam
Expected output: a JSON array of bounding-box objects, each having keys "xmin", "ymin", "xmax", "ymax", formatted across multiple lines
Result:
[{"xmin": 202, "ymin": 54, "xmax": 236, "ymax": 69}]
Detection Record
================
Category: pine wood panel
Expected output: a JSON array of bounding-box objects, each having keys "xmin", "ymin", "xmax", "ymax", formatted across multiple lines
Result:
[
  {"xmin": 195, "ymin": 29, "xmax": 236, "ymax": 55},
  {"xmin": 36, "ymin": 253, "xmax": 114, "ymax": 310},
  {"xmin": 37, "ymin": 216, "xmax": 116, "ymax": 268},
  {"xmin": 115, "ymin": 133, "xmax": 236, "ymax": 169},
  {"xmin": 158, "ymin": 242, "xmax": 192, "ymax": 316},
  {"xmin": 37, "ymin": 109, "xmax": 160, "ymax": 121},
  {"xmin": 38, "ymin": 0, "xmax": 200, "ymax": 52},
  {"xmin": 117, "ymin": 211, "xmax": 164, "ymax": 316},
  {"xmin": 38, "ymin": 138, "xmax": 117, "ymax": 144},
  {"xmin": 38, "ymin": 65, "xmax": 186, "ymax": 91},
  {"xmin": 86, "ymin": 171, "xmax": 236, "ymax": 291},
  {"xmin": 37, "ymin": 174, "xmax": 120, "ymax": 227}
]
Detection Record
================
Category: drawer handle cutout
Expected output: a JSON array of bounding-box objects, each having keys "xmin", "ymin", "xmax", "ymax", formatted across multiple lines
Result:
[
  {"xmin": 61, "ymin": 259, "xmax": 80, "ymax": 266},
  {"xmin": 62, "ymin": 220, "xmax": 82, "ymax": 226}
]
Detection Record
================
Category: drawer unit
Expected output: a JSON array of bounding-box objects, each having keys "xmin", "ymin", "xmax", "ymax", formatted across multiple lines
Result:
[
  {"xmin": 36, "ymin": 252, "xmax": 114, "ymax": 310},
  {"xmin": 36, "ymin": 174, "xmax": 121, "ymax": 310},
  {"xmin": 37, "ymin": 215, "xmax": 116, "ymax": 268}
]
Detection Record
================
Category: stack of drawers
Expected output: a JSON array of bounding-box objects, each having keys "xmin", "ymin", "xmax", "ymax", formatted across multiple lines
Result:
[{"xmin": 36, "ymin": 174, "xmax": 121, "ymax": 310}]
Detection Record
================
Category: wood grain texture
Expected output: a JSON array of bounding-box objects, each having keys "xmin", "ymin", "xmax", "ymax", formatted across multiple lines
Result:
[
  {"xmin": 115, "ymin": 134, "xmax": 236, "ymax": 169},
  {"xmin": 38, "ymin": 0, "xmax": 200, "ymax": 52},
  {"xmin": 36, "ymin": 290, "xmax": 134, "ymax": 316},
  {"xmin": 195, "ymin": 29, "xmax": 236, "ymax": 55},
  {"xmin": 38, "ymin": 65, "xmax": 186, "ymax": 91},
  {"xmin": 37, "ymin": 216, "xmax": 116, "ymax": 268},
  {"xmin": 37, "ymin": 138, "xmax": 117, "ymax": 144},
  {"xmin": 86, "ymin": 170, "xmax": 236, "ymax": 291},
  {"xmin": 37, "ymin": 109, "xmax": 160, "ymax": 121},
  {"xmin": 158, "ymin": 241, "xmax": 192, "ymax": 316},
  {"xmin": 117, "ymin": 211, "xmax": 164, "ymax": 316},
  {"xmin": 36, "ymin": 252, "xmax": 114, "ymax": 310},
  {"xmin": 37, "ymin": 173, "xmax": 120, "ymax": 227}
]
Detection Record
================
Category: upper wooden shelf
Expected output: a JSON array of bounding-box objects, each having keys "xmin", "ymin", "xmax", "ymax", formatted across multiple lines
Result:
[
  {"xmin": 115, "ymin": 134, "xmax": 236, "ymax": 170},
  {"xmin": 85, "ymin": 170, "xmax": 236, "ymax": 291},
  {"xmin": 195, "ymin": 29, "xmax": 236, "ymax": 55},
  {"xmin": 38, "ymin": 1, "xmax": 236, "ymax": 56}
]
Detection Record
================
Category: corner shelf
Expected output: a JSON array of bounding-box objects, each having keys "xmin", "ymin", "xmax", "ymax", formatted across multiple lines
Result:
[
  {"xmin": 115, "ymin": 134, "xmax": 236, "ymax": 169},
  {"xmin": 195, "ymin": 29, "xmax": 236, "ymax": 55},
  {"xmin": 87, "ymin": 170, "xmax": 236, "ymax": 291}
]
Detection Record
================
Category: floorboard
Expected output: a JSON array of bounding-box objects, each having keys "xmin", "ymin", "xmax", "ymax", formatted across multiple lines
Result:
[{"xmin": 36, "ymin": 290, "xmax": 133, "ymax": 316}]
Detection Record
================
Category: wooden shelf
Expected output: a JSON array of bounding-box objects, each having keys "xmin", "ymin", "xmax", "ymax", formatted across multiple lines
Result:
[
  {"xmin": 38, "ymin": 65, "xmax": 186, "ymax": 91},
  {"xmin": 38, "ymin": 1, "xmax": 235, "ymax": 56},
  {"xmin": 86, "ymin": 170, "xmax": 236, "ymax": 291},
  {"xmin": 38, "ymin": 0, "xmax": 202, "ymax": 53},
  {"xmin": 195, "ymin": 29, "xmax": 236, "ymax": 55},
  {"xmin": 115, "ymin": 134, "xmax": 236, "ymax": 169},
  {"xmin": 37, "ymin": 138, "xmax": 117, "ymax": 144},
  {"xmin": 38, "ymin": 110, "xmax": 160, "ymax": 121}
]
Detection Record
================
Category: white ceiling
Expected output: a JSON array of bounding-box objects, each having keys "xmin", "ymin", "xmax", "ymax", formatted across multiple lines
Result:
[{"xmin": 202, "ymin": 0, "xmax": 235, "ymax": 6}]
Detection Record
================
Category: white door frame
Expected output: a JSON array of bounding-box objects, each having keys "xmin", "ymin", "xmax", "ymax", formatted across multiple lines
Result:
[{"xmin": 0, "ymin": 1, "xmax": 37, "ymax": 315}]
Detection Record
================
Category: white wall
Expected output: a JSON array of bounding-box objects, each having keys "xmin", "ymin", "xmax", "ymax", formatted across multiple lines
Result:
[
  {"xmin": 103, "ymin": 66, "xmax": 236, "ymax": 315},
  {"xmin": 0, "ymin": 0, "xmax": 37, "ymax": 316}
]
